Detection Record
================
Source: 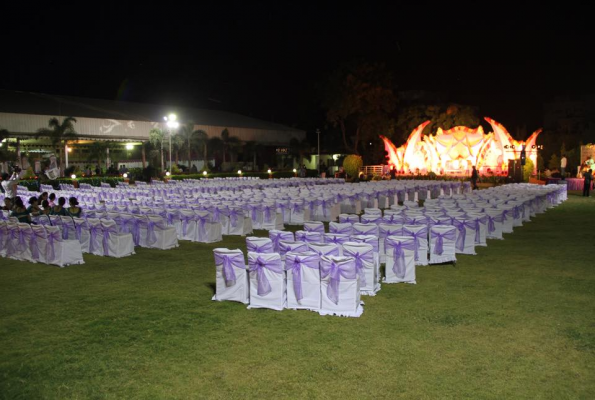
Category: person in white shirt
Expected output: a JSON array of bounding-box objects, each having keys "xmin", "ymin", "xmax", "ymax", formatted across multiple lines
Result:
[
  {"xmin": 1, "ymin": 169, "xmax": 24, "ymax": 199},
  {"xmin": 560, "ymin": 155, "xmax": 567, "ymax": 178}
]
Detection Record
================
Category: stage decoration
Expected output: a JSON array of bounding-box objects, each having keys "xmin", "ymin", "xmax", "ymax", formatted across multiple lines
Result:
[{"xmin": 380, "ymin": 117, "xmax": 541, "ymax": 175}]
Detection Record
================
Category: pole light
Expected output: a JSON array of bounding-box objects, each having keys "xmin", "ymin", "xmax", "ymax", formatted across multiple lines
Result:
[
  {"xmin": 316, "ymin": 128, "xmax": 320, "ymax": 176},
  {"xmin": 203, "ymin": 170, "xmax": 207, "ymax": 176},
  {"xmin": 164, "ymin": 114, "xmax": 179, "ymax": 173}
]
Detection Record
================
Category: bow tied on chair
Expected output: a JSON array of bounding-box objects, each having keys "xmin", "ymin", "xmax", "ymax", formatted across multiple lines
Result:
[
  {"xmin": 285, "ymin": 253, "xmax": 319, "ymax": 301},
  {"xmin": 320, "ymin": 257, "xmax": 357, "ymax": 305},
  {"xmin": 46, "ymin": 229, "xmax": 62, "ymax": 262},
  {"xmin": 431, "ymin": 229, "xmax": 456, "ymax": 255},
  {"xmin": 102, "ymin": 224, "xmax": 119, "ymax": 256},
  {"xmin": 343, "ymin": 248, "xmax": 374, "ymax": 288},
  {"xmin": 248, "ymin": 256, "xmax": 283, "ymax": 296},
  {"xmin": 403, "ymin": 226, "xmax": 428, "ymax": 261},
  {"xmin": 386, "ymin": 238, "xmax": 416, "ymax": 279},
  {"xmin": 214, "ymin": 253, "xmax": 245, "ymax": 287}
]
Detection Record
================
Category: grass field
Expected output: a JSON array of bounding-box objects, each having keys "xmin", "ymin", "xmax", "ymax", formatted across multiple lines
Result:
[{"xmin": 1, "ymin": 193, "xmax": 594, "ymax": 399}]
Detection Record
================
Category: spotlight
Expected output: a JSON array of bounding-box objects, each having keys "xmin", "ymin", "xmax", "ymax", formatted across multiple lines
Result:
[
  {"xmin": 126, "ymin": 143, "xmax": 134, "ymax": 150},
  {"xmin": 166, "ymin": 171, "xmax": 170, "ymax": 176},
  {"xmin": 123, "ymin": 173, "xmax": 128, "ymax": 178},
  {"xmin": 203, "ymin": 171, "xmax": 207, "ymax": 176},
  {"xmin": 71, "ymin": 174, "xmax": 76, "ymax": 179},
  {"xmin": 267, "ymin": 169, "xmax": 272, "ymax": 174},
  {"xmin": 237, "ymin": 170, "xmax": 242, "ymax": 175}
]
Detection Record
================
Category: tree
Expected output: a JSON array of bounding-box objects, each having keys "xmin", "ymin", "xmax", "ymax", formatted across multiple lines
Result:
[
  {"xmin": 86, "ymin": 141, "xmax": 115, "ymax": 167},
  {"xmin": 149, "ymin": 128, "xmax": 165, "ymax": 171},
  {"xmin": 36, "ymin": 117, "xmax": 78, "ymax": 175},
  {"xmin": 548, "ymin": 154, "xmax": 560, "ymax": 170},
  {"xmin": 220, "ymin": 128, "xmax": 242, "ymax": 164},
  {"xmin": 176, "ymin": 122, "xmax": 208, "ymax": 169},
  {"xmin": 0, "ymin": 128, "xmax": 9, "ymax": 142},
  {"xmin": 243, "ymin": 141, "xmax": 259, "ymax": 170},
  {"xmin": 207, "ymin": 137, "xmax": 224, "ymax": 170},
  {"xmin": 323, "ymin": 62, "xmax": 397, "ymax": 154},
  {"xmin": 343, "ymin": 154, "xmax": 363, "ymax": 178}
]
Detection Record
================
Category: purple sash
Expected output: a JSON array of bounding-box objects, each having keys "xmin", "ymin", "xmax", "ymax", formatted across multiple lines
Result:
[
  {"xmin": 295, "ymin": 231, "xmax": 307, "ymax": 242},
  {"xmin": 196, "ymin": 214, "xmax": 209, "ymax": 240},
  {"xmin": 379, "ymin": 226, "xmax": 402, "ymax": 248},
  {"xmin": 343, "ymin": 247, "xmax": 374, "ymax": 288},
  {"xmin": 19, "ymin": 228, "xmax": 34, "ymax": 254},
  {"xmin": 329, "ymin": 224, "xmax": 352, "ymax": 235},
  {"xmin": 279, "ymin": 241, "xmax": 308, "ymax": 255},
  {"xmin": 291, "ymin": 202, "xmax": 304, "ymax": 214},
  {"xmin": 180, "ymin": 214, "xmax": 194, "ymax": 237},
  {"xmin": 320, "ymin": 257, "xmax": 357, "ymax": 305},
  {"xmin": 304, "ymin": 223, "xmax": 324, "ymax": 233},
  {"xmin": 248, "ymin": 256, "xmax": 283, "ymax": 296},
  {"xmin": 385, "ymin": 237, "xmax": 416, "ymax": 278},
  {"xmin": 487, "ymin": 213, "xmax": 504, "ymax": 233},
  {"xmin": 431, "ymin": 228, "xmax": 456, "ymax": 255},
  {"xmin": 324, "ymin": 234, "xmax": 349, "ymax": 246},
  {"xmin": 246, "ymin": 240, "xmax": 274, "ymax": 253},
  {"xmin": 214, "ymin": 252, "xmax": 245, "ymax": 287},
  {"xmin": 61, "ymin": 218, "xmax": 75, "ymax": 240},
  {"xmin": 263, "ymin": 204, "xmax": 275, "ymax": 223},
  {"xmin": 467, "ymin": 216, "xmax": 487, "ymax": 243},
  {"xmin": 285, "ymin": 253, "xmax": 319, "ymax": 301},
  {"xmin": 403, "ymin": 226, "xmax": 428, "ymax": 261},
  {"xmin": 382, "ymin": 215, "xmax": 404, "ymax": 224},
  {"xmin": 453, "ymin": 220, "xmax": 475, "ymax": 251},
  {"xmin": 46, "ymin": 229, "xmax": 61, "ymax": 262},
  {"xmin": 269, "ymin": 231, "xmax": 293, "ymax": 252}
]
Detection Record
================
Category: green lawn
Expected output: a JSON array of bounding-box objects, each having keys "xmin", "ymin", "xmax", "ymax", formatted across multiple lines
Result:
[{"xmin": 1, "ymin": 194, "xmax": 594, "ymax": 399}]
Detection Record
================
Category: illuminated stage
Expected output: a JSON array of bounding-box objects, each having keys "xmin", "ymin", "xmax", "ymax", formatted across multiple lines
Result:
[{"xmin": 381, "ymin": 118, "xmax": 541, "ymax": 176}]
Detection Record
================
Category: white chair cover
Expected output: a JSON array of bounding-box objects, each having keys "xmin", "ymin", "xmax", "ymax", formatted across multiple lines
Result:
[
  {"xmin": 307, "ymin": 242, "xmax": 340, "ymax": 258},
  {"xmin": 453, "ymin": 218, "xmax": 477, "ymax": 255},
  {"xmin": 247, "ymin": 252, "xmax": 286, "ymax": 311},
  {"xmin": 352, "ymin": 223, "xmax": 379, "ymax": 237},
  {"xmin": 319, "ymin": 255, "xmax": 363, "ymax": 317},
  {"xmin": 44, "ymin": 225, "xmax": 85, "ymax": 267},
  {"xmin": 196, "ymin": 211, "xmax": 222, "ymax": 243},
  {"xmin": 402, "ymin": 224, "xmax": 429, "ymax": 266},
  {"xmin": 285, "ymin": 251, "xmax": 321, "ymax": 311},
  {"xmin": 342, "ymin": 242, "xmax": 379, "ymax": 296},
  {"xmin": 485, "ymin": 209, "xmax": 504, "ymax": 240},
  {"xmin": 278, "ymin": 240, "xmax": 309, "ymax": 260},
  {"xmin": 339, "ymin": 214, "xmax": 359, "ymax": 224},
  {"xmin": 246, "ymin": 237, "xmax": 274, "ymax": 253},
  {"xmin": 146, "ymin": 215, "xmax": 179, "ymax": 250},
  {"xmin": 429, "ymin": 225, "xmax": 457, "ymax": 265},
  {"xmin": 384, "ymin": 235, "xmax": 416, "ymax": 284},
  {"xmin": 329, "ymin": 222, "xmax": 353, "ymax": 236},
  {"xmin": 227, "ymin": 207, "xmax": 253, "ymax": 236},
  {"xmin": 289, "ymin": 201, "xmax": 311, "ymax": 225},
  {"xmin": 269, "ymin": 230, "xmax": 295, "ymax": 253},
  {"xmin": 303, "ymin": 221, "xmax": 325, "ymax": 233},
  {"xmin": 100, "ymin": 219, "xmax": 135, "ymax": 258},
  {"xmin": 212, "ymin": 248, "xmax": 249, "ymax": 304}
]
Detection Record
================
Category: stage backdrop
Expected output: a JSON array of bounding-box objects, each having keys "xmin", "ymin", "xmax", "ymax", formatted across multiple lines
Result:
[{"xmin": 381, "ymin": 117, "xmax": 541, "ymax": 176}]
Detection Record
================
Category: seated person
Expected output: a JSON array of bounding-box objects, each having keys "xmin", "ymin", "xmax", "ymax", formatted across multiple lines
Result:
[
  {"xmin": 67, "ymin": 197, "xmax": 82, "ymax": 218},
  {"xmin": 27, "ymin": 196, "xmax": 41, "ymax": 216},
  {"xmin": 50, "ymin": 197, "xmax": 68, "ymax": 216},
  {"xmin": 10, "ymin": 197, "xmax": 31, "ymax": 223},
  {"xmin": 2, "ymin": 197, "xmax": 12, "ymax": 211},
  {"xmin": 40, "ymin": 200, "xmax": 52, "ymax": 216},
  {"xmin": 48, "ymin": 193, "xmax": 57, "ymax": 207}
]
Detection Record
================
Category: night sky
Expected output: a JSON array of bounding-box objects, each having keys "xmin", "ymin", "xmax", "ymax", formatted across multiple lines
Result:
[{"xmin": 2, "ymin": 2, "xmax": 593, "ymax": 133}]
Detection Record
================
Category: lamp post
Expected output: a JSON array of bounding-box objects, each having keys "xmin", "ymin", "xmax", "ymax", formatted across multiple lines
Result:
[
  {"xmin": 316, "ymin": 128, "xmax": 320, "ymax": 176},
  {"xmin": 164, "ymin": 114, "xmax": 179, "ymax": 173}
]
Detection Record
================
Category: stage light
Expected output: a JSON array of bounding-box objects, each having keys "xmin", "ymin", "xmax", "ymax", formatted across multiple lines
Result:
[
  {"xmin": 203, "ymin": 171, "xmax": 207, "ymax": 176},
  {"xmin": 267, "ymin": 169, "xmax": 272, "ymax": 174},
  {"xmin": 293, "ymin": 168, "xmax": 297, "ymax": 173},
  {"xmin": 238, "ymin": 170, "xmax": 242, "ymax": 175},
  {"xmin": 71, "ymin": 174, "xmax": 76, "ymax": 179},
  {"xmin": 166, "ymin": 171, "xmax": 170, "ymax": 176},
  {"xmin": 123, "ymin": 173, "xmax": 128, "ymax": 178}
]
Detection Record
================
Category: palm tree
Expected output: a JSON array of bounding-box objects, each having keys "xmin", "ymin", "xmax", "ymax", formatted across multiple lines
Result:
[
  {"xmin": 172, "ymin": 134, "xmax": 184, "ymax": 166},
  {"xmin": 36, "ymin": 117, "xmax": 78, "ymax": 175},
  {"xmin": 220, "ymin": 128, "xmax": 242, "ymax": 164},
  {"xmin": 207, "ymin": 137, "xmax": 224, "ymax": 170},
  {"xmin": 0, "ymin": 128, "xmax": 9, "ymax": 142},
  {"xmin": 176, "ymin": 122, "xmax": 208, "ymax": 169},
  {"xmin": 243, "ymin": 141, "xmax": 264, "ymax": 171},
  {"xmin": 195, "ymin": 130, "xmax": 209, "ymax": 170},
  {"xmin": 149, "ymin": 128, "xmax": 165, "ymax": 171}
]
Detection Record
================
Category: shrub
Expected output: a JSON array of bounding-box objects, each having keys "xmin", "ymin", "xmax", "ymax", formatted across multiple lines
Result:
[
  {"xmin": 343, "ymin": 155, "xmax": 363, "ymax": 178},
  {"xmin": 523, "ymin": 159, "xmax": 534, "ymax": 182}
]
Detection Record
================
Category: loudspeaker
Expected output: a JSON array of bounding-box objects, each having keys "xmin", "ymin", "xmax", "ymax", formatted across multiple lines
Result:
[{"xmin": 508, "ymin": 159, "xmax": 522, "ymax": 183}]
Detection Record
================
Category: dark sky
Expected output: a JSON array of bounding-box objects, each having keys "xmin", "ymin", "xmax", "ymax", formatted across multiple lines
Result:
[{"xmin": 2, "ymin": 2, "xmax": 593, "ymax": 133}]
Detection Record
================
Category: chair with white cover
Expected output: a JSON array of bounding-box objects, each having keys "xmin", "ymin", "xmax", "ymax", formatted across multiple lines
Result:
[
  {"xmin": 429, "ymin": 225, "xmax": 457, "ymax": 265},
  {"xmin": 352, "ymin": 223, "xmax": 379, "ymax": 237},
  {"xmin": 464, "ymin": 213, "xmax": 488, "ymax": 247},
  {"xmin": 246, "ymin": 236, "xmax": 275, "ymax": 253},
  {"xmin": 0, "ymin": 221, "xmax": 8, "ymax": 257},
  {"xmin": 378, "ymin": 224, "xmax": 403, "ymax": 263},
  {"xmin": 485, "ymin": 209, "xmax": 504, "ymax": 240},
  {"xmin": 307, "ymin": 242, "xmax": 340, "ymax": 258},
  {"xmin": 364, "ymin": 208, "xmax": 382, "ymax": 216},
  {"xmin": 146, "ymin": 215, "xmax": 179, "ymax": 250},
  {"xmin": 100, "ymin": 219, "xmax": 135, "ymax": 258},
  {"xmin": 384, "ymin": 235, "xmax": 416, "ymax": 284},
  {"xmin": 289, "ymin": 200, "xmax": 311, "ymax": 225},
  {"xmin": 339, "ymin": 214, "xmax": 359, "ymax": 224},
  {"xmin": 403, "ymin": 200, "xmax": 418, "ymax": 208},
  {"xmin": 17, "ymin": 223, "xmax": 36, "ymax": 263},
  {"xmin": 227, "ymin": 206, "xmax": 253, "ymax": 236},
  {"xmin": 498, "ymin": 206, "xmax": 515, "ymax": 234},
  {"xmin": 30, "ymin": 224, "xmax": 49, "ymax": 263},
  {"xmin": 196, "ymin": 210, "xmax": 222, "ymax": 243},
  {"xmin": 269, "ymin": 230, "xmax": 295, "ymax": 253},
  {"xmin": 59, "ymin": 215, "xmax": 77, "ymax": 240},
  {"xmin": 278, "ymin": 240, "xmax": 309, "ymax": 260},
  {"xmin": 296, "ymin": 231, "xmax": 323, "ymax": 243},
  {"xmin": 340, "ymin": 194, "xmax": 361, "ymax": 214},
  {"xmin": 285, "ymin": 251, "xmax": 321, "ymax": 311},
  {"xmin": 382, "ymin": 214, "xmax": 405, "ymax": 225},
  {"xmin": 86, "ymin": 218, "xmax": 104, "ymax": 256},
  {"xmin": 247, "ymin": 203, "xmax": 264, "ymax": 229},
  {"xmin": 402, "ymin": 225, "xmax": 429, "ymax": 266},
  {"xmin": 5, "ymin": 223, "xmax": 20, "ymax": 260},
  {"xmin": 73, "ymin": 217, "xmax": 90, "ymax": 253},
  {"xmin": 44, "ymin": 225, "xmax": 85, "ymax": 267},
  {"xmin": 262, "ymin": 203, "xmax": 284, "ymax": 230},
  {"xmin": 212, "ymin": 248, "xmax": 249, "ymax": 304},
  {"xmin": 319, "ymin": 255, "xmax": 363, "ymax": 317},
  {"xmin": 178, "ymin": 209, "xmax": 198, "ymax": 241},
  {"xmin": 303, "ymin": 221, "xmax": 325, "ymax": 234},
  {"xmin": 329, "ymin": 222, "xmax": 353, "ymax": 236},
  {"xmin": 342, "ymin": 242, "xmax": 379, "ymax": 296},
  {"xmin": 361, "ymin": 214, "xmax": 382, "ymax": 225},
  {"xmin": 247, "ymin": 252, "xmax": 286, "ymax": 311},
  {"xmin": 323, "ymin": 233, "xmax": 350, "ymax": 254},
  {"xmin": 452, "ymin": 218, "xmax": 477, "ymax": 255}
]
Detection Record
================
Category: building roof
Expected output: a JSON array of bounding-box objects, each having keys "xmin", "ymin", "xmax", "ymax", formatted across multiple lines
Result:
[{"xmin": 0, "ymin": 89, "xmax": 303, "ymax": 133}]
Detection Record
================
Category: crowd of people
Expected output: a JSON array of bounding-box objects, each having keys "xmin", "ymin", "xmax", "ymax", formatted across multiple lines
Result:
[{"xmin": 1, "ymin": 190, "xmax": 82, "ymax": 223}]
